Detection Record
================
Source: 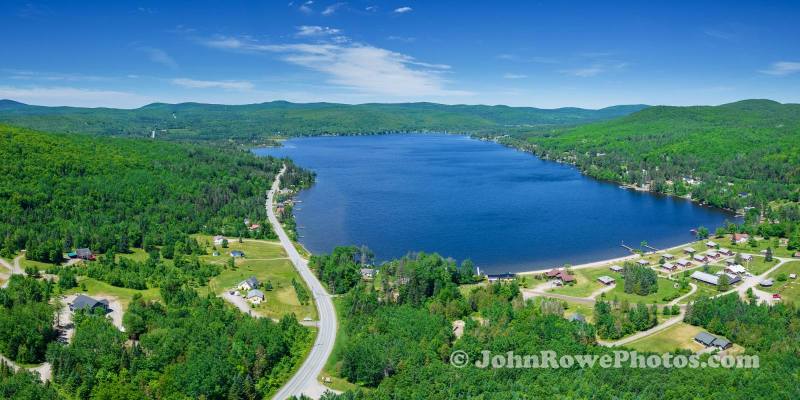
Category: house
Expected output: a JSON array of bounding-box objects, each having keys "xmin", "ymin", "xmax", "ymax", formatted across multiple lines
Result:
[
  {"xmin": 725, "ymin": 264, "xmax": 747, "ymax": 275},
  {"xmin": 238, "ymin": 276, "xmax": 259, "ymax": 291},
  {"xmin": 487, "ymin": 272, "xmax": 516, "ymax": 282},
  {"xmin": 360, "ymin": 268, "xmax": 376, "ymax": 280},
  {"xmin": 246, "ymin": 289, "xmax": 265, "ymax": 304},
  {"xmin": 694, "ymin": 332, "xmax": 716, "ymax": 347},
  {"xmin": 69, "ymin": 295, "xmax": 110, "ymax": 313},
  {"xmin": 661, "ymin": 253, "xmax": 675, "ymax": 260},
  {"xmin": 559, "ymin": 273, "xmax": 576, "ymax": 283},
  {"xmin": 790, "ymin": 273, "xmax": 797, "ymax": 279},
  {"xmin": 690, "ymin": 271, "xmax": 741, "ymax": 286},
  {"xmin": 231, "ymin": 250, "xmax": 245, "ymax": 258},
  {"xmin": 213, "ymin": 235, "xmax": 225, "ymax": 245},
  {"xmin": 733, "ymin": 233, "xmax": 750, "ymax": 244},
  {"xmin": 693, "ymin": 254, "xmax": 708, "ymax": 263},
  {"xmin": 712, "ymin": 337, "xmax": 732, "ymax": 350},
  {"xmin": 706, "ymin": 251, "xmax": 720, "ymax": 259},
  {"xmin": 661, "ymin": 263, "xmax": 677, "ymax": 272},
  {"xmin": 684, "ymin": 247, "xmax": 696, "ymax": 254},
  {"xmin": 759, "ymin": 278, "xmax": 774, "ymax": 287},
  {"xmin": 636, "ymin": 259, "xmax": 649, "ymax": 266},
  {"xmin": 597, "ymin": 276, "xmax": 616, "ymax": 285},
  {"xmin": 546, "ymin": 268, "xmax": 565, "ymax": 278},
  {"xmin": 706, "ymin": 240, "xmax": 718, "ymax": 248},
  {"xmin": 677, "ymin": 259, "xmax": 692, "ymax": 268},
  {"xmin": 76, "ymin": 248, "xmax": 94, "ymax": 260},
  {"xmin": 609, "ymin": 265, "xmax": 623, "ymax": 272},
  {"xmin": 741, "ymin": 254, "xmax": 753, "ymax": 262},
  {"xmin": 248, "ymin": 224, "xmax": 261, "ymax": 231},
  {"xmin": 718, "ymin": 248, "xmax": 733, "ymax": 256},
  {"xmin": 545, "ymin": 268, "xmax": 575, "ymax": 284}
]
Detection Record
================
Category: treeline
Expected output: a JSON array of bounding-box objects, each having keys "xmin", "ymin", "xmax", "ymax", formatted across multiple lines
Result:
[
  {"xmin": 623, "ymin": 263, "xmax": 658, "ymax": 295},
  {"xmin": 46, "ymin": 286, "xmax": 312, "ymax": 399},
  {"xmin": 0, "ymin": 276, "xmax": 57, "ymax": 364},
  {"xmin": 84, "ymin": 249, "xmax": 220, "ymax": 290},
  {"xmin": 0, "ymin": 124, "xmax": 311, "ymax": 263},
  {"xmin": 594, "ymin": 299, "xmax": 658, "ymax": 339},
  {"xmin": 0, "ymin": 99, "xmax": 646, "ymax": 140}
]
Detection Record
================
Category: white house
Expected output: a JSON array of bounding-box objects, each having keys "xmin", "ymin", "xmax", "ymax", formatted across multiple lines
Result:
[
  {"xmin": 677, "ymin": 259, "xmax": 692, "ymax": 268},
  {"xmin": 214, "ymin": 235, "xmax": 225, "ymax": 245},
  {"xmin": 725, "ymin": 264, "xmax": 747, "ymax": 275},
  {"xmin": 238, "ymin": 276, "xmax": 259, "ymax": 291},
  {"xmin": 246, "ymin": 289, "xmax": 265, "ymax": 304},
  {"xmin": 662, "ymin": 263, "xmax": 677, "ymax": 271}
]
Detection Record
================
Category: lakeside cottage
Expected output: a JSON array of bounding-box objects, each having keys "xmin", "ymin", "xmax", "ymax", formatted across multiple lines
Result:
[
  {"xmin": 545, "ymin": 268, "xmax": 575, "ymax": 284},
  {"xmin": 725, "ymin": 264, "xmax": 747, "ymax": 275},
  {"xmin": 360, "ymin": 268, "xmax": 376, "ymax": 280},
  {"xmin": 677, "ymin": 259, "xmax": 692, "ymax": 268},
  {"xmin": 706, "ymin": 251, "xmax": 720, "ymax": 259},
  {"xmin": 706, "ymin": 241, "xmax": 718, "ymax": 248},
  {"xmin": 610, "ymin": 265, "xmax": 623, "ymax": 272},
  {"xmin": 683, "ymin": 247, "xmax": 696, "ymax": 254},
  {"xmin": 741, "ymin": 254, "xmax": 753, "ymax": 262},
  {"xmin": 719, "ymin": 248, "xmax": 733, "ymax": 256},
  {"xmin": 733, "ymin": 233, "xmax": 750, "ymax": 244},
  {"xmin": 693, "ymin": 254, "xmax": 708, "ymax": 263},
  {"xmin": 636, "ymin": 259, "xmax": 649, "ymax": 266},
  {"xmin": 690, "ymin": 271, "xmax": 741, "ymax": 286},
  {"xmin": 487, "ymin": 272, "xmax": 516, "ymax": 282},
  {"xmin": 597, "ymin": 276, "xmax": 615, "ymax": 285},
  {"xmin": 661, "ymin": 253, "xmax": 675, "ymax": 260},
  {"xmin": 662, "ymin": 263, "xmax": 677, "ymax": 272}
]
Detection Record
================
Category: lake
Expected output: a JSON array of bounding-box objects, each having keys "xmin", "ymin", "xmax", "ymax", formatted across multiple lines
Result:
[{"xmin": 254, "ymin": 134, "xmax": 734, "ymax": 273}]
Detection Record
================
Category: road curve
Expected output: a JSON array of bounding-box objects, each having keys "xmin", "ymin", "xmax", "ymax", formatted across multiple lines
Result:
[{"xmin": 269, "ymin": 165, "xmax": 337, "ymax": 400}]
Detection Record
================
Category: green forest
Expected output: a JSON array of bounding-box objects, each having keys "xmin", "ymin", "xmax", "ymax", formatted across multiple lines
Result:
[{"xmin": 0, "ymin": 99, "xmax": 646, "ymax": 141}]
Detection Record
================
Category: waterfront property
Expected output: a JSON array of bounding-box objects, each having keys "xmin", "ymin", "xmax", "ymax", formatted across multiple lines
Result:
[
  {"xmin": 487, "ymin": 272, "xmax": 517, "ymax": 282},
  {"xmin": 690, "ymin": 271, "xmax": 741, "ymax": 286},
  {"xmin": 597, "ymin": 276, "xmax": 615, "ymax": 285}
]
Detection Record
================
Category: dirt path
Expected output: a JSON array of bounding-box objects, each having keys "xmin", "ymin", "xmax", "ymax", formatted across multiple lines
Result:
[{"xmin": 598, "ymin": 308, "xmax": 686, "ymax": 347}]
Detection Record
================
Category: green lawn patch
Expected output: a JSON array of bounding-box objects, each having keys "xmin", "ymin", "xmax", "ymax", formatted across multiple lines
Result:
[{"xmin": 626, "ymin": 322, "xmax": 705, "ymax": 353}]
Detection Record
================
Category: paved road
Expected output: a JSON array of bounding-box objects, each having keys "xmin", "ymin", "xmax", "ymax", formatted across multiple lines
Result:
[{"xmin": 268, "ymin": 165, "xmax": 337, "ymax": 400}]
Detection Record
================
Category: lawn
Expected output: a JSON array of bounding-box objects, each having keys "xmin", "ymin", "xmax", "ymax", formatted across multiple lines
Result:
[
  {"xmin": 66, "ymin": 277, "xmax": 161, "ymax": 310},
  {"xmin": 762, "ymin": 261, "xmax": 800, "ymax": 304},
  {"xmin": 742, "ymin": 255, "xmax": 780, "ymax": 275},
  {"xmin": 548, "ymin": 266, "xmax": 621, "ymax": 298},
  {"xmin": 600, "ymin": 277, "xmax": 685, "ymax": 304},
  {"xmin": 626, "ymin": 322, "xmax": 705, "ymax": 353},
  {"xmin": 724, "ymin": 236, "xmax": 792, "ymax": 258},
  {"xmin": 194, "ymin": 234, "xmax": 286, "ymax": 263},
  {"xmin": 205, "ymin": 250, "xmax": 317, "ymax": 320}
]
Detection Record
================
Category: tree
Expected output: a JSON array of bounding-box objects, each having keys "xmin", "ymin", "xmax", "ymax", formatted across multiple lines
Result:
[
  {"xmin": 696, "ymin": 226, "xmax": 710, "ymax": 239},
  {"xmin": 222, "ymin": 238, "xmax": 229, "ymax": 248},
  {"xmin": 718, "ymin": 274, "xmax": 730, "ymax": 292},
  {"xmin": 765, "ymin": 247, "xmax": 773, "ymax": 262}
]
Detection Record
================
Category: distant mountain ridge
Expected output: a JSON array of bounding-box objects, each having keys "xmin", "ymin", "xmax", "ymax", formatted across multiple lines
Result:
[{"xmin": 0, "ymin": 99, "xmax": 647, "ymax": 140}]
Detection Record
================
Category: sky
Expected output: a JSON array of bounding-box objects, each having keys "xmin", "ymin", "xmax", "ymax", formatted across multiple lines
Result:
[{"xmin": 1, "ymin": 0, "xmax": 799, "ymax": 109}]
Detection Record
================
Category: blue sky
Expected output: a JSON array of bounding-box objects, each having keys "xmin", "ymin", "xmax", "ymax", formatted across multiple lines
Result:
[{"xmin": 1, "ymin": 0, "xmax": 799, "ymax": 108}]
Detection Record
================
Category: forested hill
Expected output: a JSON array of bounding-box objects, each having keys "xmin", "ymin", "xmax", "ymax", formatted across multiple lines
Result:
[
  {"xmin": 507, "ymin": 99, "xmax": 800, "ymax": 210},
  {"xmin": 0, "ymin": 124, "xmax": 312, "ymax": 262},
  {"xmin": 0, "ymin": 99, "xmax": 647, "ymax": 140}
]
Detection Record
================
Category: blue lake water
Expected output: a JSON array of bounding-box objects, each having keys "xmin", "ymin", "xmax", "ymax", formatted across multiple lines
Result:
[{"xmin": 254, "ymin": 134, "xmax": 734, "ymax": 273}]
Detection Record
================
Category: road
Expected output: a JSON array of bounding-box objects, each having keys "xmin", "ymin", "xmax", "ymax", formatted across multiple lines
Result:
[{"xmin": 268, "ymin": 165, "xmax": 337, "ymax": 400}]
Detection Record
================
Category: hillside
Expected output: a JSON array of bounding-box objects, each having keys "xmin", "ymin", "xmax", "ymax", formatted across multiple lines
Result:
[
  {"xmin": 506, "ymin": 99, "xmax": 800, "ymax": 210},
  {"xmin": 0, "ymin": 124, "xmax": 311, "ymax": 262},
  {"xmin": 0, "ymin": 100, "xmax": 647, "ymax": 140}
]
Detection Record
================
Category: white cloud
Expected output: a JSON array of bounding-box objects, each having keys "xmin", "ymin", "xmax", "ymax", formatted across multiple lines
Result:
[
  {"xmin": 171, "ymin": 78, "xmax": 254, "ymax": 91},
  {"xmin": 322, "ymin": 2, "xmax": 344, "ymax": 15},
  {"xmin": 199, "ymin": 33, "xmax": 469, "ymax": 98},
  {"xmin": 394, "ymin": 6, "xmax": 412, "ymax": 14},
  {"xmin": 299, "ymin": 0, "xmax": 313, "ymax": 13},
  {"xmin": 560, "ymin": 62, "xmax": 627, "ymax": 78},
  {"xmin": 0, "ymin": 86, "xmax": 151, "ymax": 108},
  {"xmin": 296, "ymin": 25, "xmax": 341, "ymax": 37},
  {"xmin": 503, "ymin": 73, "xmax": 527, "ymax": 79},
  {"xmin": 365, "ymin": 5, "xmax": 377, "ymax": 12},
  {"xmin": 760, "ymin": 61, "xmax": 800, "ymax": 76},
  {"xmin": 139, "ymin": 47, "xmax": 178, "ymax": 69}
]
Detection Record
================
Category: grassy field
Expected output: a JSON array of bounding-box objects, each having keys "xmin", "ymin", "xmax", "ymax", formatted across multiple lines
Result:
[
  {"xmin": 197, "ymin": 235, "xmax": 317, "ymax": 320},
  {"xmin": 763, "ymin": 261, "xmax": 800, "ymax": 304},
  {"xmin": 626, "ymin": 322, "xmax": 705, "ymax": 353},
  {"xmin": 548, "ymin": 266, "xmax": 621, "ymax": 297},
  {"xmin": 724, "ymin": 236, "xmax": 793, "ymax": 258},
  {"xmin": 742, "ymin": 255, "xmax": 780, "ymax": 275},
  {"xmin": 600, "ymin": 277, "xmax": 685, "ymax": 304},
  {"xmin": 66, "ymin": 277, "xmax": 161, "ymax": 310}
]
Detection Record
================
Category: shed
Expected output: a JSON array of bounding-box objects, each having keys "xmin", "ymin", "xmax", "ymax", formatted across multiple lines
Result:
[
  {"xmin": 597, "ymin": 276, "xmax": 616, "ymax": 285},
  {"xmin": 694, "ymin": 332, "xmax": 716, "ymax": 347}
]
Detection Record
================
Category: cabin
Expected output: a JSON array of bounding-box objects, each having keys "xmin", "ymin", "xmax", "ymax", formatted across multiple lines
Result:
[
  {"xmin": 545, "ymin": 269, "xmax": 574, "ymax": 284},
  {"xmin": 676, "ymin": 259, "xmax": 692, "ymax": 268},
  {"xmin": 706, "ymin": 251, "xmax": 720, "ymax": 259},
  {"xmin": 487, "ymin": 272, "xmax": 516, "ymax": 282},
  {"xmin": 636, "ymin": 259, "xmax": 649, "ymax": 266},
  {"xmin": 609, "ymin": 265, "xmax": 623, "ymax": 272},
  {"xmin": 246, "ymin": 289, "xmax": 265, "ymax": 304},
  {"xmin": 741, "ymin": 254, "xmax": 753, "ymax": 262},
  {"xmin": 790, "ymin": 273, "xmax": 797, "ymax": 279},
  {"xmin": 546, "ymin": 268, "xmax": 565, "ymax": 278},
  {"xmin": 759, "ymin": 278, "xmax": 774, "ymax": 287},
  {"xmin": 238, "ymin": 276, "xmax": 259, "ymax": 291},
  {"xmin": 559, "ymin": 273, "xmax": 576, "ymax": 283},
  {"xmin": 231, "ymin": 250, "xmax": 245, "ymax": 258},
  {"xmin": 718, "ymin": 248, "xmax": 733, "ymax": 256},
  {"xmin": 661, "ymin": 263, "xmax": 677, "ymax": 272},
  {"xmin": 213, "ymin": 235, "xmax": 225, "ymax": 245},
  {"xmin": 693, "ymin": 254, "xmax": 708, "ymax": 263},
  {"xmin": 705, "ymin": 240, "xmax": 718, "ymax": 248},
  {"xmin": 690, "ymin": 271, "xmax": 740, "ymax": 286},
  {"xmin": 568, "ymin": 313, "xmax": 586, "ymax": 323},
  {"xmin": 712, "ymin": 337, "xmax": 732, "ymax": 350},
  {"xmin": 360, "ymin": 268, "xmax": 376, "ymax": 280},
  {"xmin": 694, "ymin": 332, "xmax": 733, "ymax": 350},
  {"xmin": 248, "ymin": 224, "xmax": 261, "ymax": 231},
  {"xmin": 733, "ymin": 233, "xmax": 750, "ymax": 244},
  {"xmin": 683, "ymin": 247, "xmax": 696, "ymax": 254},
  {"xmin": 597, "ymin": 276, "xmax": 616, "ymax": 285},
  {"xmin": 70, "ymin": 295, "xmax": 110, "ymax": 313},
  {"xmin": 76, "ymin": 248, "xmax": 94, "ymax": 260},
  {"xmin": 661, "ymin": 253, "xmax": 675, "ymax": 260},
  {"xmin": 725, "ymin": 264, "xmax": 747, "ymax": 275}
]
